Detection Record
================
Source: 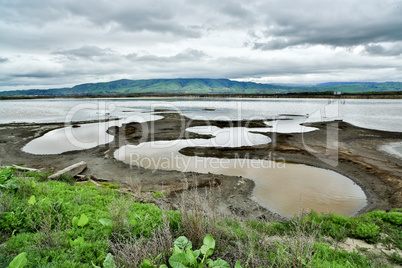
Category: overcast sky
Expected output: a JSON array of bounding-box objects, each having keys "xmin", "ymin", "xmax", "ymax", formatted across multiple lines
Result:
[{"xmin": 1, "ymin": 0, "xmax": 402, "ymax": 91}]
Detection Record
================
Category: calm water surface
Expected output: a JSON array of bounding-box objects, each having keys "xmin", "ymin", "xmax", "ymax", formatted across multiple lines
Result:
[{"xmin": 1, "ymin": 98, "xmax": 401, "ymax": 132}]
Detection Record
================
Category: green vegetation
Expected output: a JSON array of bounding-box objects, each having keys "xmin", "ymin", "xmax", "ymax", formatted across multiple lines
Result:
[
  {"xmin": 0, "ymin": 79, "xmax": 401, "ymax": 97},
  {"xmin": 0, "ymin": 167, "xmax": 401, "ymax": 267}
]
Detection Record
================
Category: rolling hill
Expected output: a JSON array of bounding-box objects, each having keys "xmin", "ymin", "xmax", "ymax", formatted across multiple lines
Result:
[{"xmin": 0, "ymin": 78, "xmax": 401, "ymax": 97}]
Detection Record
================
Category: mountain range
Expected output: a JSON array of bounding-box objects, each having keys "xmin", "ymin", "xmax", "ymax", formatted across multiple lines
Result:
[{"xmin": 1, "ymin": 78, "xmax": 401, "ymax": 97}]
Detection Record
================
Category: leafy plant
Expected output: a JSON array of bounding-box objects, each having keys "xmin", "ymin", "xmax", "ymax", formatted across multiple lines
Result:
[
  {"xmin": 0, "ymin": 168, "xmax": 14, "ymax": 185},
  {"xmin": 152, "ymin": 191, "xmax": 166, "ymax": 199},
  {"xmin": 7, "ymin": 252, "xmax": 27, "ymax": 268},
  {"xmin": 70, "ymin": 237, "xmax": 85, "ymax": 247},
  {"xmin": 92, "ymin": 253, "xmax": 117, "ymax": 268},
  {"xmin": 72, "ymin": 213, "xmax": 89, "ymax": 228},
  {"xmin": 27, "ymin": 195, "xmax": 36, "ymax": 206},
  {"xmin": 141, "ymin": 235, "xmax": 236, "ymax": 268},
  {"xmin": 351, "ymin": 221, "xmax": 380, "ymax": 242},
  {"xmin": 384, "ymin": 212, "xmax": 402, "ymax": 226},
  {"xmin": 99, "ymin": 218, "xmax": 113, "ymax": 227}
]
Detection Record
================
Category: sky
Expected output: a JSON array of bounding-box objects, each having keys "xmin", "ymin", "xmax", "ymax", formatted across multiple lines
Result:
[{"xmin": 0, "ymin": 0, "xmax": 402, "ymax": 91}]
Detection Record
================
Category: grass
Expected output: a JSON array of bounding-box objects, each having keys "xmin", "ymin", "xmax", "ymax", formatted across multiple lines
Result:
[{"xmin": 0, "ymin": 167, "xmax": 401, "ymax": 267}]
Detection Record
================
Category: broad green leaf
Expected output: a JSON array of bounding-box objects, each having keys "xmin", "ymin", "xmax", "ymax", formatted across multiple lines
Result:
[
  {"xmin": 201, "ymin": 235, "xmax": 215, "ymax": 258},
  {"xmin": 140, "ymin": 259, "xmax": 152, "ymax": 268},
  {"xmin": 193, "ymin": 249, "xmax": 200, "ymax": 259},
  {"xmin": 203, "ymin": 235, "xmax": 215, "ymax": 250},
  {"xmin": 206, "ymin": 259, "xmax": 214, "ymax": 266},
  {"xmin": 7, "ymin": 252, "xmax": 27, "ymax": 268},
  {"xmin": 208, "ymin": 258, "xmax": 230, "ymax": 268},
  {"xmin": 72, "ymin": 216, "xmax": 79, "ymax": 228},
  {"xmin": 77, "ymin": 213, "xmax": 89, "ymax": 227},
  {"xmin": 103, "ymin": 253, "xmax": 117, "ymax": 268},
  {"xmin": 5, "ymin": 179, "xmax": 19, "ymax": 190},
  {"xmin": 159, "ymin": 265, "xmax": 168, "ymax": 268},
  {"xmin": 99, "ymin": 218, "xmax": 113, "ymax": 226},
  {"xmin": 173, "ymin": 245, "xmax": 183, "ymax": 255},
  {"xmin": 186, "ymin": 249, "xmax": 197, "ymax": 266},
  {"xmin": 200, "ymin": 245, "xmax": 214, "ymax": 259},
  {"xmin": 169, "ymin": 253, "xmax": 190, "ymax": 268},
  {"xmin": 235, "ymin": 261, "xmax": 243, "ymax": 268},
  {"xmin": 174, "ymin": 236, "xmax": 192, "ymax": 251},
  {"xmin": 70, "ymin": 237, "xmax": 84, "ymax": 247},
  {"xmin": 28, "ymin": 195, "xmax": 36, "ymax": 206}
]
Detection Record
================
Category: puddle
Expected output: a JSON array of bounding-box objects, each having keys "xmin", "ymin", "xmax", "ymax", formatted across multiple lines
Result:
[
  {"xmin": 186, "ymin": 126, "xmax": 271, "ymax": 147},
  {"xmin": 23, "ymin": 113, "xmax": 163, "ymax": 155},
  {"xmin": 264, "ymin": 117, "xmax": 318, "ymax": 133},
  {"xmin": 114, "ymin": 134, "xmax": 367, "ymax": 218},
  {"xmin": 379, "ymin": 142, "xmax": 402, "ymax": 159},
  {"xmin": 23, "ymin": 121, "xmax": 118, "ymax": 155}
]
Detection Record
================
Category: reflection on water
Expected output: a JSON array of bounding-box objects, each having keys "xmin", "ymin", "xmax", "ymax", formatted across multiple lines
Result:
[
  {"xmin": 380, "ymin": 142, "xmax": 402, "ymax": 159},
  {"xmin": 23, "ymin": 121, "xmax": 118, "ymax": 155},
  {"xmin": 264, "ymin": 116, "xmax": 318, "ymax": 133},
  {"xmin": 114, "ymin": 131, "xmax": 367, "ymax": 218},
  {"xmin": 23, "ymin": 114, "xmax": 163, "ymax": 155},
  {"xmin": 186, "ymin": 126, "xmax": 272, "ymax": 147},
  {"xmin": 1, "ymin": 98, "xmax": 401, "ymax": 132}
]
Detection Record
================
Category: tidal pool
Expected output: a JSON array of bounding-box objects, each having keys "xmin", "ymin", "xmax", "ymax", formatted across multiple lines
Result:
[
  {"xmin": 23, "ymin": 113, "xmax": 163, "ymax": 155},
  {"xmin": 114, "ymin": 127, "xmax": 367, "ymax": 218}
]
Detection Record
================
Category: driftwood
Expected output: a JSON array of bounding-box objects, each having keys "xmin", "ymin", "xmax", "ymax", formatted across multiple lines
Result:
[
  {"xmin": 88, "ymin": 178, "xmax": 101, "ymax": 187},
  {"xmin": 90, "ymin": 175, "xmax": 111, "ymax": 182},
  {"xmin": 1, "ymin": 165, "xmax": 39, "ymax": 172},
  {"xmin": 47, "ymin": 161, "xmax": 87, "ymax": 180}
]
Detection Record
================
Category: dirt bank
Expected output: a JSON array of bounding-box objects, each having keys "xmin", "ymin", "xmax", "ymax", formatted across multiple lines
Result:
[{"xmin": 0, "ymin": 112, "xmax": 401, "ymax": 221}]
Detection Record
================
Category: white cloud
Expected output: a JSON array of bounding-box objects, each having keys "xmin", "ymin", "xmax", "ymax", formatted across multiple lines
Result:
[{"xmin": 0, "ymin": 0, "xmax": 402, "ymax": 91}]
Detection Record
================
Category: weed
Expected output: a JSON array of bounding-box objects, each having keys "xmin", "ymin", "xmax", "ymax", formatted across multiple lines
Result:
[
  {"xmin": 272, "ymin": 211, "xmax": 322, "ymax": 267},
  {"xmin": 109, "ymin": 220, "xmax": 173, "ymax": 267}
]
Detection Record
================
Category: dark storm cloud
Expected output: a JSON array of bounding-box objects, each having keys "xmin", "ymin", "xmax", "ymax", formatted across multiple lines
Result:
[
  {"xmin": 12, "ymin": 72, "xmax": 58, "ymax": 79},
  {"xmin": 54, "ymin": 46, "xmax": 115, "ymax": 60},
  {"xmin": 250, "ymin": 1, "xmax": 402, "ymax": 50},
  {"xmin": 0, "ymin": 0, "xmax": 202, "ymax": 37},
  {"xmin": 363, "ymin": 43, "xmax": 402, "ymax": 56}
]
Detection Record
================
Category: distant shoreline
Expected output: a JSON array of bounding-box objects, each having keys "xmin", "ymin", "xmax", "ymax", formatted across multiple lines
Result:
[{"xmin": 1, "ymin": 92, "xmax": 402, "ymax": 100}]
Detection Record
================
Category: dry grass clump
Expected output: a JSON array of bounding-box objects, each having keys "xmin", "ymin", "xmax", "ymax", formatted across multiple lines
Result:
[
  {"xmin": 271, "ymin": 211, "xmax": 322, "ymax": 267},
  {"xmin": 109, "ymin": 220, "xmax": 173, "ymax": 267}
]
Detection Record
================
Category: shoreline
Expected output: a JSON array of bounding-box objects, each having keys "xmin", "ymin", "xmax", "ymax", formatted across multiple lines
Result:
[
  {"xmin": 0, "ymin": 113, "xmax": 401, "ymax": 221},
  {"xmin": 1, "ymin": 92, "xmax": 402, "ymax": 100}
]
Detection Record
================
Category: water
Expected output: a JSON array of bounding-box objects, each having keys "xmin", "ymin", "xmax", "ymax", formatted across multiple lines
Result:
[
  {"xmin": 1, "ymin": 98, "xmax": 401, "ymax": 132},
  {"xmin": 114, "ymin": 137, "xmax": 367, "ymax": 218},
  {"xmin": 23, "ymin": 121, "xmax": 117, "ymax": 155},
  {"xmin": 380, "ymin": 142, "xmax": 402, "ymax": 159},
  {"xmin": 23, "ymin": 114, "xmax": 163, "ymax": 155}
]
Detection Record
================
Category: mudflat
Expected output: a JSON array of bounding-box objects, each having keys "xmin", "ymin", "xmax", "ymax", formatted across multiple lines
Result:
[{"xmin": 0, "ymin": 112, "xmax": 401, "ymax": 221}]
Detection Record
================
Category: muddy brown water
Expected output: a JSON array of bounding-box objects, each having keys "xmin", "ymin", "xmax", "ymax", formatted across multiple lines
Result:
[{"xmin": 114, "ymin": 138, "xmax": 367, "ymax": 218}]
